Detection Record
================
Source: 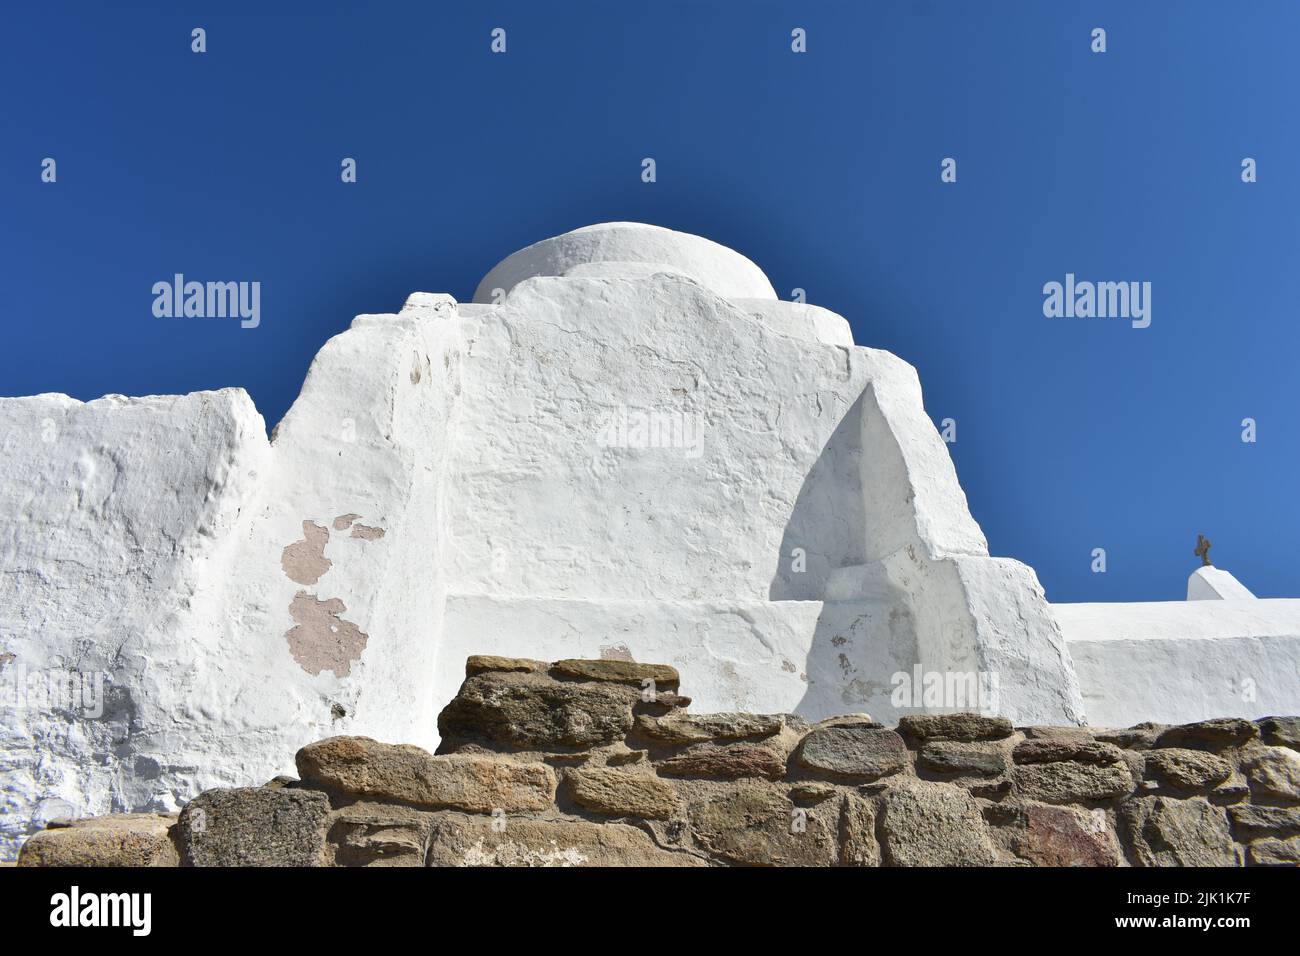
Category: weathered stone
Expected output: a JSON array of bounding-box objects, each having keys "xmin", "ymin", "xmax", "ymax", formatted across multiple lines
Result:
[
  {"xmin": 816, "ymin": 714, "xmax": 881, "ymax": 729},
  {"xmin": 465, "ymin": 655, "xmax": 546, "ymax": 677},
  {"xmin": 326, "ymin": 803, "xmax": 435, "ymax": 866},
  {"xmin": 1120, "ymin": 796, "xmax": 1240, "ymax": 866},
  {"xmin": 657, "ymin": 741, "xmax": 787, "ymax": 780},
  {"xmin": 793, "ymin": 726, "xmax": 909, "ymax": 782},
  {"xmin": 180, "ymin": 788, "xmax": 331, "ymax": 867},
  {"xmin": 897, "ymin": 714, "xmax": 1014, "ymax": 742},
  {"xmin": 878, "ymin": 782, "xmax": 997, "ymax": 866},
  {"xmin": 17, "ymin": 814, "xmax": 178, "ymax": 867},
  {"xmin": 1014, "ymin": 761, "xmax": 1134, "ymax": 803},
  {"xmin": 789, "ymin": 782, "xmax": 839, "ymax": 805},
  {"xmin": 1242, "ymin": 746, "xmax": 1300, "ymax": 801},
  {"xmin": 919, "ymin": 740, "xmax": 1008, "ymax": 777},
  {"xmin": 1154, "ymin": 718, "xmax": 1258, "ymax": 752},
  {"xmin": 1246, "ymin": 836, "xmax": 1300, "ymax": 865},
  {"xmin": 564, "ymin": 766, "xmax": 678, "ymax": 819},
  {"xmin": 688, "ymin": 785, "xmax": 836, "ymax": 866},
  {"xmin": 1013, "ymin": 739, "xmax": 1125, "ymax": 766},
  {"xmin": 839, "ymin": 794, "xmax": 880, "ymax": 866},
  {"xmin": 296, "ymin": 737, "xmax": 556, "ymax": 812},
  {"xmin": 1017, "ymin": 804, "xmax": 1119, "ymax": 867},
  {"xmin": 426, "ymin": 813, "xmax": 703, "ymax": 866},
  {"xmin": 1258, "ymin": 716, "xmax": 1300, "ymax": 751},
  {"xmin": 979, "ymin": 799, "xmax": 1022, "ymax": 827},
  {"xmin": 1094, "ymin": 724, "xmax": 1165, "ymax": 750},
  {"xmin": 1211, "ymin": 769, "xmax": 1251, "ymax": 801},
  {"xmin": 634, "ymin": 711, "xmax": 786, "ymax": 744},
  {"xmin": 968, "ymin": 778, "xmax": 1014, "ymax": 799},
  {"xmin": 1145, "ymin": 748, "xmax": 1233, "ymax": 791},
  {"xmin": 605, "ymin": 745, "xmax": 649, "ymax": 766},
  {"xmin": 1228, "ymin": 804, "xmax": 1300, "ymax": 837},
  {"xmin": 438, "ymin": 672, "xmax": 636, "ymax": 749},
  {"xmin": 641, "ymin": 691, "xmax": 692, "ymax": 713},
  {"xmin": 1021, "ymin": 726, "xmax": 1094, "ymax": 742},
  {"xmin": 550, "ymin": 659, "xmax": 679, "ymax": 690}
]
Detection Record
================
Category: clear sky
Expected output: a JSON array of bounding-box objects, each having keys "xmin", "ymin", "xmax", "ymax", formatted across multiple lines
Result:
[{"xmin": 3, "ymin": 1, "xmax": 1298, "ymax": 603}]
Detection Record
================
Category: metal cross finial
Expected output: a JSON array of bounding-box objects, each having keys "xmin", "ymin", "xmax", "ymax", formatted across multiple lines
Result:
[{"xmin": 1195, "ymin": 534, "xmax": 1212, "ymax": 568}]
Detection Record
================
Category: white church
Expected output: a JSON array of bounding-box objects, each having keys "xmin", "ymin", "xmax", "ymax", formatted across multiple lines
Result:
[{"xmin": 1, "ymin": 222, "xmax": 1296, "ymax": 858}]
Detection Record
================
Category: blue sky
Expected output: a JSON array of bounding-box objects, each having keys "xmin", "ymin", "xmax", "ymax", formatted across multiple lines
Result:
[{"xmin": 3, "ymin": 1, "xmax": 1298, "ymax": 603}]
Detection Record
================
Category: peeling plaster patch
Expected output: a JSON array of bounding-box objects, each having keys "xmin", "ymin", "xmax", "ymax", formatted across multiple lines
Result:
[
  {"xmin": 281, "ymin": 521, "xmax": 332, "ymax": 585},
  {"xmin": 350, "ymin": 523, "xmax": 386, "ymax": 540},
  {"xmin": 285, "ymin": 590, "xmax": 369, "ymax": 677},
  {"xmin": 333, "ymin": 513, "xmax": 361, "ymax": 532},
  {"xmin": 0, "ymin": 652, "xmax": 13, "ymax": 671},
  {"xmin": 599, "ymin": 642, "xmax": 634, "ymax": 662}
]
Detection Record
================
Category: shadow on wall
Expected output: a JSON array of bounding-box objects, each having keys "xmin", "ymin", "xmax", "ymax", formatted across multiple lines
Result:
[
  {"xmin": 768, "ymin": 393, "xmax": 865, "ymax": 601},
  {"xmin": 767, "ymin": 390, "xmax": 921, "ymax": 724}
]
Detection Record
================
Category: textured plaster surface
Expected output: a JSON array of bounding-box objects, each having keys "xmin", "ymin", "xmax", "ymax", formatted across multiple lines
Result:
[{"xmin": 1, "ymin": 223, "xmax": 1290, "ymax": 858}]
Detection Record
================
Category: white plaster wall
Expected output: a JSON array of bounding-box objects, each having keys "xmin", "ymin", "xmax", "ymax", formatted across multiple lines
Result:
[
  {"xmin": 0, "ymin": 298, "xmax": 464, "ymax": 859},
  {"xmin": 0, "ymin": 390, "xmax": 269, "ymax": 855},
  {"xmin": 446, "ymin": 273, "xmax": 871, "ymax": 603},
  {"xmin": 732, "ymin": 299, "xmax": 855, "ymax": 347},
  {"xmin": 436, "ymin": 595, "xmax": 917, "ymax": 723},
  {"xmin": 1058, "ymin": 600, "xmax": 1300, "ymax": 725},
  {"xmin": 1187, "ymin": 566, "xmax": 1256, "ymax": 600}
]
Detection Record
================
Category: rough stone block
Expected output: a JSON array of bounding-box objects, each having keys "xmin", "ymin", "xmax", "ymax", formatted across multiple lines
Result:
[
  {"xmin": 465, "ymin": 655, "xmax": 547, "ymax": 677},
  {"xmin": 1242, "ymin": 747, "xmax": 1300, "ymax": 801},
  {"xmin": 296, "ymin": 736, "xmax": 556, "ymax": 812},
  {"xmin": 1154, "ymin": 718, "xmax": 1258, "ymax": 751},
  {"xmin": 687, "ymin": 785, "xmax": 836, "ymax": 866},
  {"xmin": 838, "ymin": 793, "xmax": 880, "ymax": 866},
  {"xmin": 1094, "ymin": 724, "xmax": 1165, "ymax": 750},
  {"xmin": 1013, "ymin": 738, "xmax": 1125, "ymax": 766},
  {"xmin": 1228, "ymin": 804, "xmax": 1300, "ymax": 837},
  {"xmin": 878, "ymin": 782, "xmax": 998, "ymax": 866},
  {"xmin": 564, "ymin": 766, "xmax": 678, "ymax": 819},
  {"xmin": 326, "ymin": 802, "xmax": 436, "ymax": 866},
  {"xmin": 1120, "ymin": 796, "xmax": 1240, "ymax": 867},
  {"xmin": 1014, "ymin": 761, "xmax": 1134, "ymax": 804},
  {"xmin": 1258, "ymin": 716, "xmax": 1300, "ymax": 751},
  {"xmin": 437, "ymin": 671, "xmax": 637, "ymax": 749},
  {"xmin": 897, "ymin": 714, "xmax": 1014, "ymax": 742},
  {"xmin": 633, "ymin": 711, "xmax": 786, "ymax": 745},
  {"xmin": 793, "ymin": 726, "xmax": 910, "ymax": 782},
  {"xmin": 549, "ymin": 659, "xmax": 679, "ymax": 690},
  {"xmin": 180, "ymin": 788, "xmax": 331, "ymax": 867},
  {"xmin": 1017, "ymin": 804, "xmax": 1119, "ymax": 867},
  {"xmin": 1144, "ymin": 748, "xmax": 1233, "ymax": 791},
  {"xmin": 657, "ymin": 741, "xmax": 788, "ymax": 781},
  {"xmin": 1246, "ymin": 836, "xmax": 1300, "ymax": 865},
  {"xmin": 918, "ymin": 740, "xmax": 1008, "ymax": 777},
  {"xmin": 426, "ymin": 813, "xmax": 703, "ymax": 866},
  {"xmin": 17, "ymin": 814, "xmax": 179, "ymax": 867}
]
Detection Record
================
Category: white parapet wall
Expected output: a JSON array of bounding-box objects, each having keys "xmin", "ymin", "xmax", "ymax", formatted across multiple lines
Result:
[
  {"xmin": 2, "ymin": 221, "xmax": 1296, "ymax": 859},
  {"xmin": 1057, "ymin": 599, "xmax": 1300, "ymax": 726},
  {"xmin": 1187, "ymin": 566, "xmax": 1257, "ymax": 600}
]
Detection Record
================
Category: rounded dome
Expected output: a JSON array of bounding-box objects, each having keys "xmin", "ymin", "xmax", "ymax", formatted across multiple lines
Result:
[{"xmin": 473, "ymin": 222, "xmax": 777, "ymax": 303}]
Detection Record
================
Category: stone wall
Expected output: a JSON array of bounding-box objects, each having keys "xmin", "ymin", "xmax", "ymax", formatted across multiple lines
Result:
[{"xmin": 18, "ymin": 657, "xmax": 1300, "ymax": 866}]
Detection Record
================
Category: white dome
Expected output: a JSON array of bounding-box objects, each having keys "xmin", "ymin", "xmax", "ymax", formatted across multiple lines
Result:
[{"xmin": 473, "ymin": 222, "xmax": 777, "ymax": 303}]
